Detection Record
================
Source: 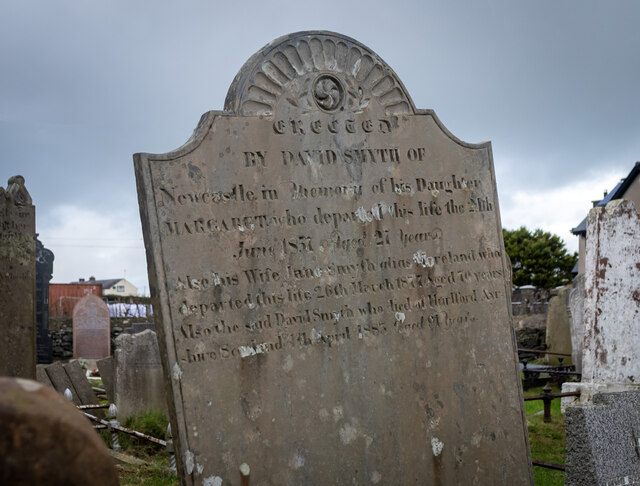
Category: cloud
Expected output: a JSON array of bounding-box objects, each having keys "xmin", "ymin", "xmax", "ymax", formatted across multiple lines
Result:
[
  {"xmin": 37, "ymin": 205, "xmax": 149, "ymax": 295},
  {"xmin": 498, "ymin": 169, "xmax": 625, "ymax": 253}
]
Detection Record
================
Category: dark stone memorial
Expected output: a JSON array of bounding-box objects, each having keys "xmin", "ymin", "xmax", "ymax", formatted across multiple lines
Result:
[
  {"xmin": 36, "ymin": 237, "xmax": 54, "ymax": 364},
  {"xmin": 0, "ymin": 175, "xmax": 36, "ymax": 379},
  {"xmin": 135, "ymin": 31, "xmax": 533, "ymax": 485}
]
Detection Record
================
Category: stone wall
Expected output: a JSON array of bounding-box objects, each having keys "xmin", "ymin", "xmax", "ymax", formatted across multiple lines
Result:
[{"xmin": 49, "ymin": 318, "xmax": 149, "ymax": 361}]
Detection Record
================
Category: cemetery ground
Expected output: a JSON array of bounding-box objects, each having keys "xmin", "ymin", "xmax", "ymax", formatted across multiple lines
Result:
[{"xmin": 106, "ymin": 384, "xmax": 567, "ymax": 486}]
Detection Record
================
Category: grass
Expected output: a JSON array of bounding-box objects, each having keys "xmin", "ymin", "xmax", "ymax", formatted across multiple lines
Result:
[
  {"xmin": 524, "ymin": 384, "xmax": 566, "ymax": 486},
  {"xmin": 99, "ymin": 411, "xmax": 177, "ymax": 486}
]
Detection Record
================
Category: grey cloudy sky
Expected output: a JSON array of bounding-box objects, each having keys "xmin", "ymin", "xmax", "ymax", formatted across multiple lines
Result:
[{"xmin": 1, "ymin": 0, "xmax": 639, "ymax": 294}]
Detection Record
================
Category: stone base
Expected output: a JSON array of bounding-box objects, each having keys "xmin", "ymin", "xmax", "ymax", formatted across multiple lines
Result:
[
  {"xmin": 561, "ymin": 382, "xmax": 640, "ymax": 412},
  {"xmin": 564, "ymin": 390, "xmax": 640, "ymax": 486}
]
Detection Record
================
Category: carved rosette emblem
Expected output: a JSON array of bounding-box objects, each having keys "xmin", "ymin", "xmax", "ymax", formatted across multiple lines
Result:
[
  {"xmin": 313, "ymin": 75, "xmax": 343, "ymax": 112},
  {"xmin": 224, "ymin": 31, "xmax": 414, "ymax": 116}
]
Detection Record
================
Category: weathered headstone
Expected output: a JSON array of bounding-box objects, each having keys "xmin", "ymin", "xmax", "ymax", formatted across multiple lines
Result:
[
  {"xmin": 581, "ymin": 200, "xmax": 640, "ymax": 385},
  {"xmin": 36, "ymin": 237, "xmax": 54, "ymax": 363},
  {"xmin": 563, "ymin": 200, "xmax": 640, "ymax": 485},
  {"xmin": 97, "ymin": 356, "xmax": 115, "ymax": 402},
  {"xmin": 544, "ymin": 286, "xmax": 572, "ymax": 365},
  {"xmin": 0, "ymin": 175, "xmax": 36, "ymax": 379},
  {"xmin": 114, "ymin": 329, "xmax": 168, "ymax": 418},
  {"xmin": 44, "ymin": 360, "xmax": 81, "ymax": 405},
  {"xmin": 568, "ymin": 273, "xmax": 585, "ymax": 373},
  {"xmin": 0, "ymin": 377, "xmax": 119, "ymax": 486},
  {"xmin": 73, "ymin": 293, "xmax": 111, "ymax": 359},
  {"xmin": 63, "ymin": 360, "xmax": 102, "ymax": 414},
  {"xmin": 135, "ymin": 31, "xmax": 532, "ymax": 485}
]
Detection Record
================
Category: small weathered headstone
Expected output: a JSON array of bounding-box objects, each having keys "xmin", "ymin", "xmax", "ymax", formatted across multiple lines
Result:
[
  {"xmin": 0, "ymin": 175, "xmax": 36, "ymax": 379},
  {"xmin": 136, "ymin": 31, "xmax": 532, "ymax": 484},
  {"xmin": 36, "ymin": 238, "xmax": 54, "ymax": 363},
  {"xmin": 97, "ymin": 356, "xmax": 115, "ymax": 402},
  {"xmin": 544, "ymin": 286, "xmax": 572, "ymax": 365},
  {"xmin": 44, "ymin": 360, "xmax": 80, "ymax": 405},
  {"xmin": 63, "ymin": 360, "xmax": 103, "ymax": 416},
  {"xmin": 568, "ymin": 273, "xmax": 585, "ymax": 373},
  {"xmin": 73, "ymin": 293, "xmax": 111, "ymax": 359},
  {"xmin": 35, "ymin": 364, "xmax": 53, "ymax": 388},
  {"xmin": 114, "ymin": 329, "xmax": 168, "ymax": 418},
  {"xmin": 0, "ymin": 377, "xmax": 119, "ymax": 486}
]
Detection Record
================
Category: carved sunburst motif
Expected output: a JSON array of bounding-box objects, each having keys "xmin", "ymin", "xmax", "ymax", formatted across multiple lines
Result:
[{"xmin": 224, "ymin": 31, "xmax": 414, "ymax": 116}]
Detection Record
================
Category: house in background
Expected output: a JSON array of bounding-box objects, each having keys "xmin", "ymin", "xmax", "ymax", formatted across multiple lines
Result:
[
  {"xmin": 571, "ymin": 162, "xmax": 640, "ymax": 275},
  {"xmin": 73, "ymin": 276, "xmax": 138, "ymax": 297}
]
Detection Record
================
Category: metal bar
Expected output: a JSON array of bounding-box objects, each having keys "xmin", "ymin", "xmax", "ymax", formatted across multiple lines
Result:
[
  {"xmin": 77, "ymin": 403, "xmax": 110, "ymax": 410},
  {"xmin": 531, "ymin": 458, "xmax": 566, "ymax": 471},
  {"xmin": 518, "ymin": 348, "xmax": 572, "ymax": 357},
  {"xmin": 524, "ymin": 391, "xmax": 580, "ymax": 401},
  {"xmin": 84, "ymin": 412, "xmax": 167, "ymax": 447}
]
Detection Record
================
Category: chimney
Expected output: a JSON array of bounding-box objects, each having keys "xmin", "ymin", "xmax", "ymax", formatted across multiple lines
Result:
[
  {"xmin": 89, "ymin": 276, "xmax": 95, "ymax": 282},
  {"xmin": 79, "ymin": 278, "xmax": 85, "ymax": 282}
]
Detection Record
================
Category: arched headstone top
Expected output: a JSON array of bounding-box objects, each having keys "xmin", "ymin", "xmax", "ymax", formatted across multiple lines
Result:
[{"xmin": 224, "ymin": 31, "xmax": 415, "ymax": 117}]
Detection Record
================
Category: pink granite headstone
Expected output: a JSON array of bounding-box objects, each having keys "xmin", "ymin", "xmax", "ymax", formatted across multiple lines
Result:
[{"xmin": 72, "ymin": 294, "xmax": 110, "ymax": 359}]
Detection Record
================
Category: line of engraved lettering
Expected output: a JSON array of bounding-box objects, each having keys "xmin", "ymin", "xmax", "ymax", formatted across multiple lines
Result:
[
  {"xmin": 289, "ymin": 181, "xmax": 363, "ymax": 201},
  {"xmin": 180, "ymin": 321, "xmax": 241, "ymax": 339},
  {"xmin": 0, "ymin": 271, "xmax": 33, "ymax": 279},
  {"xmin": 181, "ymin": 327, "xmax": 354, "ymax": 363},
  {"xmin": 399, "ymin": 227, "xmax": 442, "ymax": 247},
  {"xmin": 273, "ymin": 118, "xmax": 393, "ymax": 135},
  {"xmin": 413, "ymin": 248, "xmax": 502, "ymax": 266},
  {"xmin": 415, "ymin": 175, "xmax": 482, "ymax": 194},
  {"xmin": 409, "ymin": 287, "xmax": 503, "ymax": 309},
  {"xmin": 284, "ymin": 260, "xmax": 371, "ymax": 281},
  {"xmin": 163, "ymin": 209, "xmax": 307, "ymax": 236},
  {"xmin": 175, "ymin": 273, "xmax": 239, "ymax": 290},
  {"xmin": 178, "ymin": 291, "xmax": 285, "ymax": 316},
  {"xmin": 159, "ymin": 184, "xmax": 256, "ymax": 205},
  {"xmin": 281, "ymin": 148, "xmax": 401, "ymax": 167},
  {"xmin": 244, "ymin": 151, "xmax": 267, "ymax": 167}
]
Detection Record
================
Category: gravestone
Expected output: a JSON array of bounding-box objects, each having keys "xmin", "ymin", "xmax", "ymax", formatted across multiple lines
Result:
[
  {"xmin": 0, "ymin": 377, "xmax": 119, "ymax": 486},
  {"xmin": 563, "ymin": 200, "xmax": 640, "ymax": 485},
  {"xmin": 135, "ymin": 31, "xmax": 532, "ymax": 485},
  {"xmin": 0, "ymin": 175, "xmax": 36, "ymax": 379},
  {"xmin": 36, "ymin": 238, "xmax": 54, "ymax": 363},
  {"xmin": 568, "ymin": 273, "xmax": 585, "ymax": 373},
  {"xmin": 44, "ymin": 360, "xmax": 81, "ymax": 404},
  {"xmin": 544, "ymin": 286, "xmax": 572, "ymax": 365},
  {"xmin": 97, "ymin": 356, "xmax": 115, "ymax": 402},
  {"xmin": 73, "ymin": 293, "xmax": 111, "ymax": 359},
  {"xmin": 114, "ymin": 329, "xmax": 168, "ymax": 418}
]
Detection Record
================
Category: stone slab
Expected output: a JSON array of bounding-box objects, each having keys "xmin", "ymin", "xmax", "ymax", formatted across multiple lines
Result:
[
  {"xmin": 582, "ymin": 200, "xmax": 640, "ymax": 384},
  {"xmin": 0, "ymin": 377, "xmax": 119, "ymax": 486},
  {"xmin": 44, "ymin": 361, "xmax": 80, "ymax": 405},
  {"xmin": 63, "ymin": 360, "xmax": 103, "ymax": 418},
  {"xmin": 97, "ymin": 356, "xmax": 115, "ymax": 402},
  {"xmin": 135, "ymin": 31, "xmax": 532, "ymax": 485},
  {"xmin": 545, "ymin": 286, "xmax": 572, "ymax": 365},
  {"xmin": 114, "ymin": 329, "xmax": 168, "ymax": 418},
  {"xmin": 73, "ymin": 293, "xmax": 111, "ymax": 359},
  {"xmin": 568, "ymin": 273, "xmax": 585, "ymax": 373},
  {"xmin": 35, "ymin": 364, "xmax": 53, "ymax": 388},
  {"xmin": 565, "ymin": 390, "xmax": 640, "ymax": 485},
  {"xmin": 0, "ymin": 176, "xmax": 36, "ymax": 379}
]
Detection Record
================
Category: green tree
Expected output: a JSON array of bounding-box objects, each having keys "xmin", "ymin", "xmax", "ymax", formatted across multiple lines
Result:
[{"xmin": 502, "ymin": 227, "xmax": 577, "ymax": 288}]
